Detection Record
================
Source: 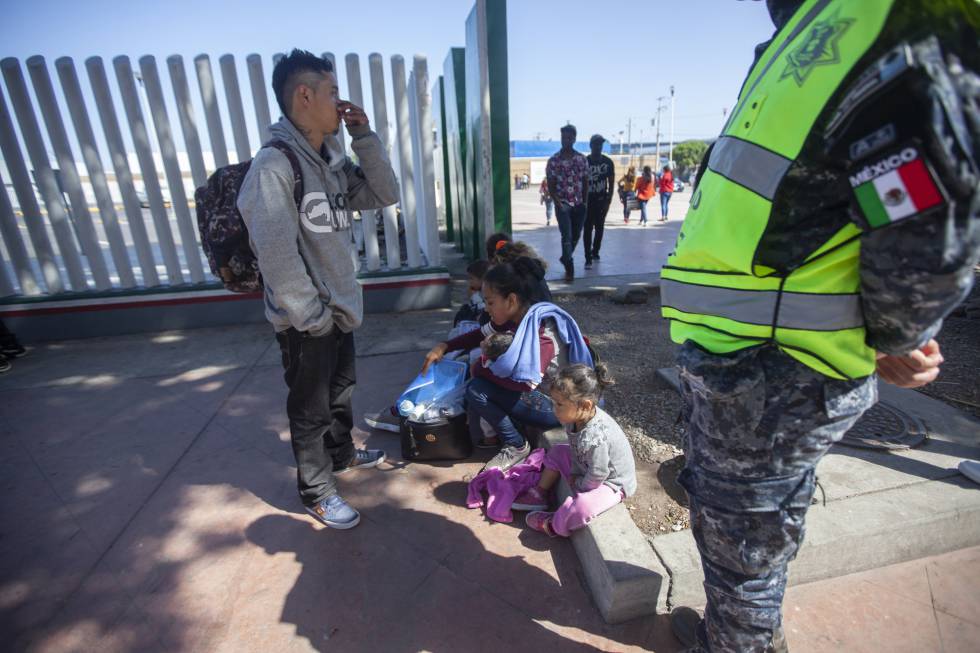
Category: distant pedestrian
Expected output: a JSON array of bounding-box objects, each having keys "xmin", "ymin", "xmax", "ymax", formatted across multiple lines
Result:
[
  {"xmin": 583, "ymin": 134, "xmax": 615, "ymax": 269},
  {"xmin": 618, "ymin": 166, "xmax": 637, "ymax": 223},
  {"xmin": 546, "ymin": 124, "xmax": 589, "ymax": 281},
  {"xmin": 634, "ymin": 166, "xmax": 655, "ymax": 226},
  {"xmin": 522, "ymin": 173, "xmax": 530, "ymax": 189},
  {"xmin": 539, "ymin": 178, "xmax": 554, "ymax": 226},
  {"xmin": 514, "ymin": 174, "xmax": 521, "ymax": 190},
  {"xmin": 658, "ymin": 165, "xmax": 674, "ymax": 222}
]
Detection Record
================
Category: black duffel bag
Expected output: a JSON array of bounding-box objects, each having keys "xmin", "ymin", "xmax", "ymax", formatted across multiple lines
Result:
[{"xmin": 400, "ymin": 413, "xmax": 472, "ymax": 462}]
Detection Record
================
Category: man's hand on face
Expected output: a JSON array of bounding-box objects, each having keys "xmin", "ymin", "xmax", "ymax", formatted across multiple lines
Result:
[{"xmin": 337, "ymin": 101, "xmax": 370, "ymax": 132}]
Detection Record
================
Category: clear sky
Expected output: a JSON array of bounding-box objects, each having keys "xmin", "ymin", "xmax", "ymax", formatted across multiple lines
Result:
[{"xmin": 0, "ymin": 0, "xmax": 777, "ymax": 148}]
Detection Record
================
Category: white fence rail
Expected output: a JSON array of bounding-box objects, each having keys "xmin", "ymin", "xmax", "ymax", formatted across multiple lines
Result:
[{"xmin": 0, "ymin": 51, "xmax": 441, "ymax": 298}]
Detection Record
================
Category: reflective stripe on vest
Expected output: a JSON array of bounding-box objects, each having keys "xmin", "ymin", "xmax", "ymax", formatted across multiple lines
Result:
[
  {"xmin": 660, "ymin": 279, "xmax": 863, "ymax": 331},
  {"xmin": 708, "ymin": 137, "xmax": 792, "ymax": 200}
]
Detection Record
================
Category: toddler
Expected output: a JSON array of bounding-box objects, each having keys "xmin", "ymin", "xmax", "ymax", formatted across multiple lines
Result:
[
  {"xmin": 512, "ymin": 363, "xmax": 637, "ymax": 537},
  {"xmin": 480, "ymin": 332, "xmax": 513, "ymax": 361},
  {"xmin": 453, "ymin": 259, "xmax": 490, "ymax": 326}
]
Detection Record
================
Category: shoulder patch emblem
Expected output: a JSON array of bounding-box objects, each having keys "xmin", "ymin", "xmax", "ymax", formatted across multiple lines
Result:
[{"xmin": 849, "ymin": 145, "xmax": 945, "ymax": 228}]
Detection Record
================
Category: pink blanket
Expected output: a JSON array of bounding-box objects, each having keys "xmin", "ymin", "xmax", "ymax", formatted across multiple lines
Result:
[{"xmin": 466, "ymin": 448, "xmax": 546, "ymax": 523}]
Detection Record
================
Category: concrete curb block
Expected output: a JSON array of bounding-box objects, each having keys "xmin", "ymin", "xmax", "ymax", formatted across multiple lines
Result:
[
  {"xmin": 653, "ymin": 475, "xmax": 980, "ymax": 609},
  {"xmin": 536, "ymin": 427, "xmax": 669, "ymax": 623}
]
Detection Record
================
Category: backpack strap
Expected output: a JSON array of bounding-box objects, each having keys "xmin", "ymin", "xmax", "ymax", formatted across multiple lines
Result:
[{"xmin": 264, "ymin": 140, "xmax": 304, "ymax": 209}]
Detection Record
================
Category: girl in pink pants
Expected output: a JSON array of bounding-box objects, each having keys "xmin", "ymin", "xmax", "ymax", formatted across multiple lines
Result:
[{"xmin": 512, "ymin": 364, "xmax": 637, "ymax": 537}]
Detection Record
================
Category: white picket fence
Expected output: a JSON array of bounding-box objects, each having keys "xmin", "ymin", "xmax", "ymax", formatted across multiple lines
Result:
[{"xmin": 0, "ymin": 51, "xmax": 441, "ymax": 298}]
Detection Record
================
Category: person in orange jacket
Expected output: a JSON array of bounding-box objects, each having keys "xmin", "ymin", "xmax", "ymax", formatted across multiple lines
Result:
[{"xmin": 634, "ymin": 166, "xmax": 655, "ymax": 226}]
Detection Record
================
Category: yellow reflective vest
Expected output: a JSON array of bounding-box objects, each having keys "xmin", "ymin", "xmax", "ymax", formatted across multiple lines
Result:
[{"xmin": 661, "ymin": 0, "xmax": 904, "ymax": 380}]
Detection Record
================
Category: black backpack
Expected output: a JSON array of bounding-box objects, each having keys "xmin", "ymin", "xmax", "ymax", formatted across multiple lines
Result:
[{"xmin": 195, "ymin": 141, "xmax": 302, "ymax": 293}]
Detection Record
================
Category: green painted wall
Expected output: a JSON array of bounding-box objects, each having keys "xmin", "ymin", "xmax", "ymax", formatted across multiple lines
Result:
[
  {"xmin": 443, "ymin": 47, "xmax": 468, "ymax": 252},
  {"xmin": 463, "ymin": 0, "xmax": 510, "ymax": 260},
  {"xmin": 464, "ymin": 9, "xmax": 482, "ymax": 259},
  {"xmin": 485, "ymin": 0, "xmax": 511, "ymax": 237},
  {"xmin": 434, "ymin": 76, "xmax": 455, "ymax": 242}
]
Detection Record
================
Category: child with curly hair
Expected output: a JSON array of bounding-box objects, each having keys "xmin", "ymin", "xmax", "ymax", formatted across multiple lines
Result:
[{"xmin": 513, "ymin": 363, "xmax": 637, "ymax": 537}]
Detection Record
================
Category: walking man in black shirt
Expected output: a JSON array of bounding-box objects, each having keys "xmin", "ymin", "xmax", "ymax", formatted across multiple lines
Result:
[{"xmin": 584, "ymin": 134, "xmax": 615, "ymax": 269}]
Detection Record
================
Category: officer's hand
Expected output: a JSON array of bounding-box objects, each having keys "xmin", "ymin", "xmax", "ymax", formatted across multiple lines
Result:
[
  {"xmin": 337, "ymin": 101, "xmax": 370, "ymax": 131},
  {"xmin": 875, "ymin": 339, "xmax": 943, "ymax": 388},
  {"xmin": 421, "ymin": 342, "xmax": 449, "ymax": 374}
]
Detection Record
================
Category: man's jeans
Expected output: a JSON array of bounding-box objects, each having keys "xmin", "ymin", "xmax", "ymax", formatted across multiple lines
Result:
[
  {"xmin": 660, "ymin": 191, "xmax": 672, "ymax": 218},
  {"xmin": 584, "ymin": 196, "xmax": 610, "ymax": 260},
  {"xmin": 466, "ymin": 377, "xmax": 560, "ymax": 447},
  {"xmin": 555, "ymin": 202, "xmax": 586, "ymax": 270},
  {"xmin": 276, "ymin": 326, "xmax": 356, "ymax": 506}
]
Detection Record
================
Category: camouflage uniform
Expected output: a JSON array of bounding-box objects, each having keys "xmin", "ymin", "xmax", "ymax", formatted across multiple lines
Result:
[{"xmin": 678, "ymin": 1, "xmax": 980, "ymax": 651}]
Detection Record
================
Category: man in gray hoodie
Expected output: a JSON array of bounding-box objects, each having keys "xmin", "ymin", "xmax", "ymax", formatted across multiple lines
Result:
[{"xmin": 238, "ymin": 49, "xmax": 400, "ymax": 530}]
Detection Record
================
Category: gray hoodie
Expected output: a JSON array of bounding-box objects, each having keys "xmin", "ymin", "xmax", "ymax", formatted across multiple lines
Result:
[{"xmin": 237, "ymin": 117, "xmax": 399, "ymax": 335}]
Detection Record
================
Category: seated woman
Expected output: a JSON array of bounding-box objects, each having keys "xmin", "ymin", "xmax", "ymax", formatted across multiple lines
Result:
[
  {"xmin": 422, "ymin": 256, "xmax": 593, "ymax": 473},
  {"xmin": 365, "ymin": 240, "xmax": 551, "ymax": 434}
]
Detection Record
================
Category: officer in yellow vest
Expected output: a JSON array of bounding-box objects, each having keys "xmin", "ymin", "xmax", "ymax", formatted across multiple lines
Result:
[{"xmin": 665, "ymin": 1, "xmax": 979, "ymax": 651}]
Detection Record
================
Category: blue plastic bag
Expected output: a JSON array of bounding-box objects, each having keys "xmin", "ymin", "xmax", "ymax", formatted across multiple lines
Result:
[{"xmin": 397, "ymin": 359, "xmax": 468, "ymax": 419}]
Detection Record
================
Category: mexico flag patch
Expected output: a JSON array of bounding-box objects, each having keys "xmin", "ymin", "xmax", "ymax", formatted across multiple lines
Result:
[{"xmin": 849, "ymin": 146, "xmax": 945, "ymax": 228}]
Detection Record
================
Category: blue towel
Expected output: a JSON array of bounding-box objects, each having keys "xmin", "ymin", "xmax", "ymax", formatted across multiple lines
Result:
[{"xmin": 489, "ymin": 302, "xmax": 593, "ymax": 387}]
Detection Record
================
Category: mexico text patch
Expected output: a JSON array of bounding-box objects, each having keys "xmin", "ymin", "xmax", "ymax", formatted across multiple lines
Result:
[{"xmin": 849, "ymin": 145, "xmax": 945, "ymax": 228}]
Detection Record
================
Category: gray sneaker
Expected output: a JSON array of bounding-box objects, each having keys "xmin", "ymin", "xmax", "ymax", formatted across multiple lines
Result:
[
  {"xmin": 364, "ymin": 407, "xmax": 401, "ymax": 433},
  {"xmin": 306, "ymin": 494, "xmax": 360, "ymax": 529},
  {"xmin": 335, "ymin": 448, "xmax": 386, "ymax": 475},
  {"xmin": 482, "ymin": 441, "xmax": 530, "ymax": 473}
]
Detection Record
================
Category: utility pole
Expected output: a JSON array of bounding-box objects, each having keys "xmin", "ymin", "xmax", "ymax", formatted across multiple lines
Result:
[
  {"xmin": 654, "ymin": 96, "xmax": 668, "ymax": 170},
  {"xmin": 629, "ymin": 118, "xmax": 634, "ymax": 164},
  {"xmin": 669, "ymin": 85, "xmax": 675, "ymax": 168}
]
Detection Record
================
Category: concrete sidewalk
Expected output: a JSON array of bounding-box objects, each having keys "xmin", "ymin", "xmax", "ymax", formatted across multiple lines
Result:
[
  {"xmin": 510, "ymin": 184, "xmax": 685, "ymax": 283},
  {"xmin": 3, "ymin": 315, "xmax": 979, "ymax": 652}
]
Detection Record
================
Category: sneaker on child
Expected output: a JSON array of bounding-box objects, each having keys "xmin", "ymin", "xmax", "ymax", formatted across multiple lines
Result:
[
  {"xmin": 335, "ymin": 448, "xmax": 386, "ymax": 475},
  {"xmin": 482, "ymin": 441, "xmax": 530, "ymax": 473},
  {"xmin": 512, "ymin": 485, "xmax": 548, "ymax": 511},
  {"xmin": 525, "ymin": 510, "xmax": 555, "ymax": 536},
  {"xmin": 306, "ymin": 494, "xmax": 360, "ymax": 529},
  {"xmin": 364, "ymin": 407, "xmax": 401, "ymax": 433}
]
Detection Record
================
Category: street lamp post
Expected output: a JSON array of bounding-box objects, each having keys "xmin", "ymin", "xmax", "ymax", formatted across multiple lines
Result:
[
  {"xmin": 669, "ymin": 85, "xmax": 675, "ymax": 168},
  {"xmin": 654, "ymin": 96, "xmax": 667, "ymax": 170},
  {"xmin": 626, "ymin": 117, "xmax": 633, "ymax": 166}
]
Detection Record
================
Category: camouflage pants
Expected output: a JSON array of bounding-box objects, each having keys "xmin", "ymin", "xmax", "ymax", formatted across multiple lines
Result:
[{"xmin": 677, "ymin": 343, "xmax": 876, "ymax": 653}]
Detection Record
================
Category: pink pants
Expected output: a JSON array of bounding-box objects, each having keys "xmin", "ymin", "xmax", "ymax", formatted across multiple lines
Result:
[{"xmin": 543, "ymin": 444, "xmax": 624, "ymax": 537}]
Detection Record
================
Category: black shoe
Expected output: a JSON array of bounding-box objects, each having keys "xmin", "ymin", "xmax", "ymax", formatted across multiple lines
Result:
[
  {"xmin": 671, "ymin": 606, "xmax": 787, "ymax": 653},
  {"xmin": 0, "ymin": 341, "xmax": 25, "ymax": 358},
  {"xmin": 592, "ymin": 252, "xmax": 600, "ymax": 261},
  {"xmin": 0, "ymin": 354, "xmax": 10, "ymax": 374},
  {"xmin": 584, "ymin": 260, "xmax": 593, "ymax": 270},
  {"xmin": 670, "ymin": 607, "xmax": 702, "ymax": 648}
]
